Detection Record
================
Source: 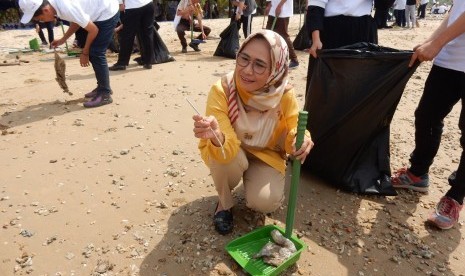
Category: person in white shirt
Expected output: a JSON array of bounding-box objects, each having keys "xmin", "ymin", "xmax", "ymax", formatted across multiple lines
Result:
[
  {"xmin": 174, "ymin": 0, "xmax": 211, "ymax": 53},
  {"xmin": 109, "ymin": 0, "xmax": 155, "ymax": 71},
  {"xmin": 417, "ymin": 0, "xmax": 428, "ymax": 19},
  {"xmin": 230, "ymin": 0, "xmax": 257, "ymax": 39},
  {"xmin": 306, "ymin": 0, "xmax": 377, "ymax": 58},
  {"xmin": 19, "ymin": 0, "xmax": 119, "ymax": 108},
  {"xmin": 392, "ymin": 1, "xmax": 465, "ymax": 230},
  {"xmin": 264, "ymin": 0, "xmax": 299, "ymax": 69},
  {"xmin": 393, "ymin": 0, "xmax": 407, "ymax": 27},
  {"xmin": 305, "ymin": 0, "xmax": 377, "ymax": 93}
]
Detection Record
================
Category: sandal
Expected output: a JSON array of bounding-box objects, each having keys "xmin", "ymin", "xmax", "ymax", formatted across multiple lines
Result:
[{"xmin": 213, "ymin": 203, "xmax": 233, "ymax": 235}]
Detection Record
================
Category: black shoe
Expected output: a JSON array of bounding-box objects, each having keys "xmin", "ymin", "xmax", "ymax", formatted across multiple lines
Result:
[
  {"xmin": 143, "ymin": 64, "xmax": 152, "ymax": 69},
  {"xmin": 109, "ymin": 64, "xmax": 126, "ymax": 71},
  {"xmin": 83, "ymin": 93, "xmax": 113, "ymax": 108},
  {"xmin": 181, "ymin": 47, "xmax": 187, "ymax": 53},
  {"xmin": 189, "ymin": 42, "xmax": 201, "ymax": 52},
  {"xmin": 214, "ymin": 207, "xmax": 233, "ymax": 235}
]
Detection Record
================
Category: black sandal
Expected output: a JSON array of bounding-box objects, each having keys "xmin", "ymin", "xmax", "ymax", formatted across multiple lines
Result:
[{"xmin": 213, "ymin": 205, "xmax": 233, "ymax": 235}]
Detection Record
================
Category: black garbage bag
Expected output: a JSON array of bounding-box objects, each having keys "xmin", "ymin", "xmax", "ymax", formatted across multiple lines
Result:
[
  {"xmin": 303, "ymin": 42, "xmax": 419, "ymax": 195},
  {"xmin": 293, "ymin": 21, "xmax": 311, "ymax": 51},
  {"xmin": 151, "ymin": 27, "xmax": 175, "ymax": 64},
  {"xmin": 137, "ymin": 27, "xmax": 175, "ymax": 65},
  {"xmin": 214, "ymin": 22, "xmax": 240, "ymax": 59}
]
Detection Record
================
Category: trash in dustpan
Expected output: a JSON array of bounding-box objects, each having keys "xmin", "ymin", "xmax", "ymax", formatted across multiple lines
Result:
[
  {"xmin": 226, "ymin": 111, "xmax": 308, "ymax": 276},
  {"xmin": 226, "ymin": 225, "xmax": 306, "ymax": 276}
]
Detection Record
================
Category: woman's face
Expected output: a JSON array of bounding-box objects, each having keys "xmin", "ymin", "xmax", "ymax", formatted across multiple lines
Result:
[{"xmin": 235, "ymin": 38, "xmax": 271, "ymax": 92}]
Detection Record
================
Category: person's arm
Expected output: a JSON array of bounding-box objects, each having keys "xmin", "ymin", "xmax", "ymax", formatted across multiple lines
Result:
[
  {"xmin": 196, "ymin": 81, "xmax": 242, "ymax": 164},
  {"xmin": 51, "ymin": 22, "xmax": 80, "ymax": 48},
  {"xmin": 409, "ymin": 8, "xmax": 465, "ymax": 66},
  {"xmin": 196, "ymin": 9, "xmax": 207, "ymax": 39},
  {"xmin": 264, "ymin": 1, "xmax": 271, "ymax": 16},
  {"xmin": 275, "ymin": 0, "xmax": 287, "ymax": 17},
  {"xmin": 81, "ymin": 21, "xmax": 99, "ymax": 57},
  {"xmin": 282, "ymin": 90, "xmax": 313, "ymax": 164},
  {"xmin": 307, "ymin": 4, "xmax": 325, "ymax": 57}
]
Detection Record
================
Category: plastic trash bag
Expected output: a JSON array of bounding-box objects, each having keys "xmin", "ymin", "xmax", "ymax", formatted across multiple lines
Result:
[
  {"xmin": 214, "ymin": 22, "xmax": 240, "ymax": 59},
  {"xmin": 137, "ymin": 27, "xmax": 175, "ymax": 64},
  {"xmin": 151, "ymin": 27, "xmax": 175, "ymax": 64},
  {"xmin": 293, "ymin": 21, "xmax": 311, "ymax": 51},
  {"xmin": 303, "ymin": 42, "xmax": 419, "ymax": 195}
]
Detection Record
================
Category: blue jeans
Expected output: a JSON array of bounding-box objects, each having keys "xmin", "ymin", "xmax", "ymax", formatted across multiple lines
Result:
[{"xmin": 89, "ymin": 12, "xmax": 119, "ymax": 95}]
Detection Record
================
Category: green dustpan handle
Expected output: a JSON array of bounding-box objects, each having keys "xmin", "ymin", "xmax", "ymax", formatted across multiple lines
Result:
[
  {"xmin": 190, "ymin": 17, "xmax": 194, "ymax": 40},
  {"xmin": 59, "ymin": 22, "xmax": 70, "ymax": 53},
  {"xmin": 285, "ymin": 111, "xmax": 308, "ymax": 239},
  {"xmin": 271, "ymin": 16, "xmax": 277, "ymax": 31}
]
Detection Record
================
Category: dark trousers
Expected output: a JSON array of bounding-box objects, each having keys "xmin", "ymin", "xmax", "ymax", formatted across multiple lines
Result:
[
  {"xmin": 117, "ymin": 2, "xmax": 155, "ymax": 66},
  {"xmin": 266, "ymin": 16, "xmax": 297, "ymax": 61},
  {"xmin": 176, "ymin": 18, "xmax": 211, "ymax": 48},
  {"xmin": 409, "ymin": 65, "xmax": 465, "ymax": 203},
  {"xmin": 394, "ymin": 9, "xmax": 406, "ymax": 27},
  {"xmin": 417, "ymin": 3, "xmax": 427, "ymax": 19},
  {"xmin": 90, "ymin": 12, "xmax": 119, "ymax": 94},
  {"xmin": 37, "ymin": 21, "xmax": 54, "ymax": 44},
  {"xmin": 230, "ymin": 13, "xmax": 254, "ymax": 38},
  {"xmin": 374, "ymin": 8, "xmax": 389, "ymax": 28}
]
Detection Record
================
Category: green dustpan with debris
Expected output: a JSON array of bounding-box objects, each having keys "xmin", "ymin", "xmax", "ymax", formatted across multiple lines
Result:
[{"xmin": 226, "ymin": 111, "xmax": 308, "ymax": 276}]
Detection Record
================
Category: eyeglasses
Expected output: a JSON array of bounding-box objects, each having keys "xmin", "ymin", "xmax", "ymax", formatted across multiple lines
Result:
[{"xmin": 236, "ymin": 53, "xmax": 269, "ymax": 75}]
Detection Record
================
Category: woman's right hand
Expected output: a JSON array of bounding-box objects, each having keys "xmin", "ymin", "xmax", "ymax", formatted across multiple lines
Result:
[
  {"xmin": 51, "ymin": 38, "xmax": 66, "ymax": 48},
  {"xmin": 309, "ymin": 30, "xmax": 323, "ymax": 58},
  {"xmin": 192, "ymin": 115, "xmax": 223, "ymax": 145},
  {"xmin": 309, "ymin": 37, "xmax": 322, "ymax": 58}
]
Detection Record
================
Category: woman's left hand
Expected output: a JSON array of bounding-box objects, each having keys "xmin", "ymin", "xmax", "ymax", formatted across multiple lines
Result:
[{"xmin": 292, "ymin": 136, "xmax": 314, "ymax": 164}]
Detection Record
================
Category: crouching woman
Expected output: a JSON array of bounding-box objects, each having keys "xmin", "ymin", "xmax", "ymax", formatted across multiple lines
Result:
[{"xmin": 192, "ymin": 30, "xmax": 313, "ymax": 235}]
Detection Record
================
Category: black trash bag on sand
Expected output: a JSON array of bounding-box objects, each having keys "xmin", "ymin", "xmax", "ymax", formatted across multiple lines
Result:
[
  {"xmin": 303, "ymin": 43, "xmax": 420, "ymax": 195},
  {"xmin": 214, "ymin": 22, "xmax": 240, "ymax": 59},
  {"xmin": 136, "ymin": 27, "xmax": 175, "ymax": 65}
]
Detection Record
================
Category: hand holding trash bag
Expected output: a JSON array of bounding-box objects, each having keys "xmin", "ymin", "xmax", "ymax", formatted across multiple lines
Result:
[
  {"xmin": 309, "ymin": 30, "xmax": 322, "ymax": 58},
  {"xmin": 408, "ymin": 40, "xmax": 443, "ymax": 67}
]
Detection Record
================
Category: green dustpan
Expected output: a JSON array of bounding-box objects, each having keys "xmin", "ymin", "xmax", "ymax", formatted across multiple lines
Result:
[{"xmin": 226, "ymin": 111, "xmax": 308, "ymax": 276}]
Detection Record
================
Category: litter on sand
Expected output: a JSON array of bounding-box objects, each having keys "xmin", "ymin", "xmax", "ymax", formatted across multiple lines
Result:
[{"xmin": 54, "ymin": 51, "xmax": 72, "ymax": 95}]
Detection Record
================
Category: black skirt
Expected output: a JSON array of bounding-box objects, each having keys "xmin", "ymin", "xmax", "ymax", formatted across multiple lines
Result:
[{"xmin": 321, "ymin": 14, "xmax": 378, "ymax": 49}]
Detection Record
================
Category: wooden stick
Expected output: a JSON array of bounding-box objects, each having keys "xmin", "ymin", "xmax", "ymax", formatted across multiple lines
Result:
[{"xmin": 0, "ymin": 62, "xmax": 20, "ymax": 66}]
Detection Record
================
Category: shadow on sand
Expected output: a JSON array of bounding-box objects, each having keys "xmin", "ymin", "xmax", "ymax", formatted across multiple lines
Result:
[
  {"xmin": 0, "ymin": 98, "xmax": 86, "ymax": 129},
  {"xmin": 139, "ymin": 163, "xmax": 462, "ymax": 275}
]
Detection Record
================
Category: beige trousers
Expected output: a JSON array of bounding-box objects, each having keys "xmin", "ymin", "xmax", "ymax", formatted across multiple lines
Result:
[{"xmin": 209, "ymin": 148, "xmax": 285, "ymax": 213}]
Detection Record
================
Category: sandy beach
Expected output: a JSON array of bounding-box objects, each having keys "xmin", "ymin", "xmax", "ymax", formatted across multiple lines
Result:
[{"xmin": 1, "ymin": 13, "xmax": 464, "ymax": 276}]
